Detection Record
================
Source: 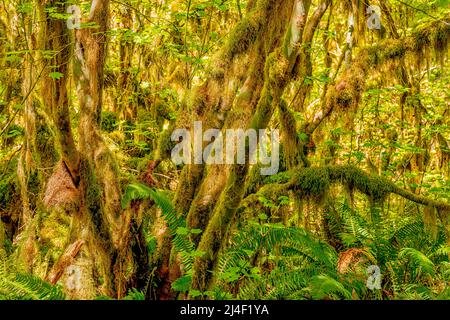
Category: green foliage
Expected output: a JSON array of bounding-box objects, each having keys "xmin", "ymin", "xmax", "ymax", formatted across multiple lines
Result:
[
  {"xmin": 398, "ymin": 248, "xmax": 435, "ymax": 277},
  {"xmin": 334, "ymin": 199, "xmax": 450, "ymax": 300},
  {"xmin": 1, "ymin": 0, "xmax": 449, "ymax": 302},
  {"xmin": 122, "ymin": 183, "xmax": 196, "ymax": 270},
  {"xmin": 308, "ymin": 275, "xmax": 352, "ymax": 300},
  {"xmin": 0, "ymin": 250, "xmax": 65, "ymax": 300},
  {"xmin": 101, "ymin": 111, "xmax": 118, "ymax": 133},
  {"xmin": 215, "ymin": 219, "xmax": 347, "ymax": 300},
  {"xmin": 171, "ymin": 275, "xmax": 192, "ymax": 293},
  {"xmin": 122, "ymin": 288, "xmax": 146, "ymax": 300},
  {"xmin": 212, "ymin": 196, "xmax": 450, "ymax": 300}
]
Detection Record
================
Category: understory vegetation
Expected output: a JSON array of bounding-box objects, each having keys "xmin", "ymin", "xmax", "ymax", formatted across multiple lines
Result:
[{"xmin": 0, "ymin": 0, "xmax": 449, "ymax": 300}]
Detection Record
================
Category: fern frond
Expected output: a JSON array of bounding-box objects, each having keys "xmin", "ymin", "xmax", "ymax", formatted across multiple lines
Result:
[
  {"xmin": 398, "ymin": 248, "xmax": 435, "ymax": 276},
  {"xmin": 308, "ymin": 275, "xmax": 352, "ymax": 300},
  {"xmin": 0, "ymin": 250, "xmax": 65, "ymax": 300},
  {"xmin": 121, "ymin": 183, "xmax": 155, "ymax": 209},
  {"xmin": 122, "ymin": 184, "xmax": 195, "ymax": 270}
]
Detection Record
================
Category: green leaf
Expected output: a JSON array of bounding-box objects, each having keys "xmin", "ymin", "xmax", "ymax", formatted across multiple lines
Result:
[
  {"xmin": 190, "ymin": 250, "xmax": 205, "ymax": 258},
  {"xmin": 399, "ymin": 248, "xmax": 435, "ymax": 276},
  {"xmin": 49, "ymin": 72, "xmax": 64, "ymax": 80},
  {"xmin": 298, "ymin": 132, "xmax": 309, "ymax": 142},
  {"xmin": 176, "ymin": 227, "xmax": 190, "ymax": 236},
  {"xmin": 189, "ymin": 290, "xmax": 202, "ymax": 298},
  {"xmin": 309, "ymin": 275, "xmax": 352, "ymax": 300},
  {"xmin": 171, "ymin": 275, "xmax": 192, "ymax": 292},
  {"xmin": 190, "ymin": 228, "xmax": 202, "ymax": 234}
]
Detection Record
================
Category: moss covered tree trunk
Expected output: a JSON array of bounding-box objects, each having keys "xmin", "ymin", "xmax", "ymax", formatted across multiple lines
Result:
[
  {"xmin": 67, "ymin": 0, "xmax": 136, "ymax": 298},
  {"xmin": 147, "ymin": 0, "xmax": 331, "ymax": 294}
]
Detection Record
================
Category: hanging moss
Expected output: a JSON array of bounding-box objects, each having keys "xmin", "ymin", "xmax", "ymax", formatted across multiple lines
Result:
[
  {"xmin": 433, "ymin": 23, "xmax": 449, "ymax": 52},
  {"xmin": 191, "ymin": 164, "xmax": 248, "ymax": 292},
  {"xmin": 36, "ymin": 208, "xmax": 71, "ymax": 266},
  {"xmin": 382, "ymin": 39, "xmax": 407, "ymax": 60},
  {"xmin": 411, "ymin": 28, "xmax": 432, "ymax": 52},
  {"xmin": 286, "ymin": 165, "xmax": 449, "ymax": 212},
  {"xmin": 423, "ymin": 206, "xmax": 438, "ymax": 241}
]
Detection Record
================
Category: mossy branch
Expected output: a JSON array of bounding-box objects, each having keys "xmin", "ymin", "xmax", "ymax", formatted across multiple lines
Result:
[
  {"xmin": 305, "ymin": 17, "xmax": 450, "ymax": 135},
  {"xmin": 250, "ymin": 165, "xmax": 450, "ymax": 213}
]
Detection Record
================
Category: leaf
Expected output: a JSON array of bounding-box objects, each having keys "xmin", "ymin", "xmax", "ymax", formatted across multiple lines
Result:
[
  {"xmin": 171, "ymin": 275, "xmax": 192, "ymax": 292},
  {"xmin": 121, "ymin": 183, "xmax": 154, "ymax": 209},
  {"xmin": 398, "ymin": 248, "xmax": 435, "ymax": 276},
  {"xmin": 190, "ymin": 228, "xmax": 202, "ymax": 234},
  {"xmin": 189, "ymin": 290, "xmax": 202, "ymax": 298},
  {"xmin": 49, "ymin": 72, "xmax": 64, "ymax": 80},
  {"xmin": 176, "ymin": 227, "xmax": 190, "ymax": 236},
  {"xmin": 309, "ymin": 275, "xmax": 352, "ymax": 300},
  {"xmin": 191, "ymin": 250, "xmax": 206, "ymax": 258},
  {"xmin": 298, "ymin": 132, "xmax": 309, "ymax": 142}
]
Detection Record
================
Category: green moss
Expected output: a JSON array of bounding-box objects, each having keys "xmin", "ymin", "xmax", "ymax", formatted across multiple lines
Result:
[
  {"xmin": 191, "ymin": 164, "xmax": 248, "ymax": 292},
  {"xmin": 79, "ymin": 160, "xmax": 110, "ymax": 243},
  {"xmin": 36, "ymin": 208, "xmax": 71, "ymax": 265},
  {"xmin": 35, "ymin": 112, "xmax": 58, "ymax": 167},
  {"xmin": 331, "ymin": 165, "xmax": 392, "ymax": 201},
  {"xmin": 412, "ymin": 28, "xmax": 432, "ymax": 52},
  {"xmin": 101, "ymin": 111, "xmax": 118, "ymax": 133},
  {"xmin": 218, "ymin": 0, "xmax": 277, "ymax": 62},
  {"xmin": 244, "ymin": 164, "xmax": 265, "ymax": 196},
  {"xmin": 4, "ymin": 124, "xmax": 24, "ymax": 146},
  {"xmin": 157, "ymin": 127, "xmax": 177, "ymax": 160},
  {"xmin": 264, "ymin": 170, "xmax": 292, "ymax": 185},
  {"xmin": 208, "ymin": 0, "xmax": 278, "ymax": 79},
  {"xmin": 292, "ymin": 166, "xmax": 331, "ymax": 198},
  {"xmin": 222, "ymin": 18, "xmax": 259, "ymax": 61},
  {"xmin": 288, "ymin": 165, "xmax": 393, "ymax": 202},
  {"xmin": 278, "ymin": 100, "xmax": 308, "ymax": 169},
  {"xmin": 382, "ymin": 39, "xmax": 407, "ymax": 60},
  {"xmin": 88, "ymin": 186, "xmax": 105, "ymax": 236},
  {"xmin": 26, "ymin": 170, "xmax": 42, "ymax": 211},
  {"xmin": 254, "ymin": 182, "xmax": 290, "ymax": 204},
  {"xmin": 365, "ymin": 46, "xmax": 381, "ymax": 67},
  {"xmin": 0, "ymin": 171, "xmax": 18, "ymax": 210}
]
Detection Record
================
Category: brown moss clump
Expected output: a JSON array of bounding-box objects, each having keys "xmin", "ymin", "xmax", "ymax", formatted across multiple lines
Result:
[
  {"xmin": 382, "ymin": 39, "xmax": 408, "ymax": 60},
  {"xmin": 43, "ymin": 161, "xmax": 80, "ymax": 209},
  {"xmin": 337, "ymin": 248, "xmax": 371, "ymax": 274}
]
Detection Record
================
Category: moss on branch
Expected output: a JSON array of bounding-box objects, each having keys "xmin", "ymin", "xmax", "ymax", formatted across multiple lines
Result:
[{"xmin": 247, "ymin": 165, "xmax": 450, "ymax": 213}]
